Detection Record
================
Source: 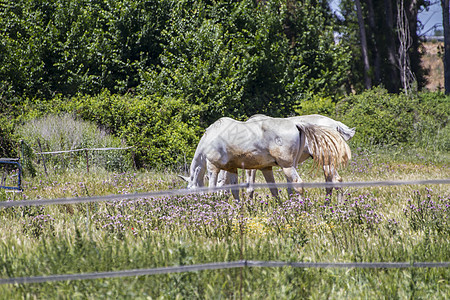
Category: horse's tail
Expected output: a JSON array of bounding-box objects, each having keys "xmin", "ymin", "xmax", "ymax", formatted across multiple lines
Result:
[
  {"xmin": 335, "ymin": 120, "xmax": 356, "ymax": 141},
  {"xmin": 297, "ymin": 123, "xmax": 351, "ymax": 170}
]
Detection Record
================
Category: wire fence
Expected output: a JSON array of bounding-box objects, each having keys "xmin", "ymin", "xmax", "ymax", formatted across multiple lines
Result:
[
  {"xmin": 16, "ymin": 139, "xmax": 135, "ymax": 176},
  {"xmin": 1, "ymin": 178, "xmax": 449, "ymax": 285},
  {"xmin": 1, "ymin": 260, "xmax": 449, "ymax": 285},
  {"xmin": 35, "ymin": 147, "xmax": 134, "ymax": 155},
  {"xmin": 0, "ymin": 178, "xmax": 448, "ymax": 208},
  {"xmin": 34, "ymin": 145, "xmax": 135, "ymax": 174}
]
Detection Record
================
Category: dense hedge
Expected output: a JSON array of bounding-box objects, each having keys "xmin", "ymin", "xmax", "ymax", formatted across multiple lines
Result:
[
  {"xmin": 0, "ymin": 116, "xmax": 16, "ymax": 158},
  {"xmin": 337, "ymin": 88, "xmax": 449, "ymax": 150}
]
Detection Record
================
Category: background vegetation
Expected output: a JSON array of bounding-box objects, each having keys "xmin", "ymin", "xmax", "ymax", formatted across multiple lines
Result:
[
  {"xmin": 0, "ymin": 1, "xmax": 448, "ymax": 297},
  {"xmin": 1, "ymin": 0, "xmax": 448, "ymax": 168}
]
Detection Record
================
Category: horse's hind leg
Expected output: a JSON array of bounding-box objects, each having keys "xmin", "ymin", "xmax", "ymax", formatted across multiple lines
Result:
[
  {"xmin": 323, "ymin": 165, "xmax": 343, "ymax": 200},
  {"xmin": 260, "ymin": 167, "xmax": 279, "ymax": 198},
  {"xmin": 282, "ymin": 167, "xmax": 304, "ymax": 198}
]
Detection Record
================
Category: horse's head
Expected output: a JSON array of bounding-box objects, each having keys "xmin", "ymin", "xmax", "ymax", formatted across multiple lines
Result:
[{"xmin": 178, "ymin": 175, "xmax": 196, "ymax": 189}]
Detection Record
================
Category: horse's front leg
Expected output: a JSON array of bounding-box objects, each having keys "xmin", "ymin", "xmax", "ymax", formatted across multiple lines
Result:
[
  {"xmin": 282, "ymin": 167, "xmax": 304, "ymax": 198},
  {"xmin": 245, "ymin": 169, "xmax": 256, "ymax": 199},
  {"xmin": 226, "ymin": 169, "xmax": 240, "ymax": 200},
  {"xmin": 323, "ymin": 165, "xmax": 343, "ymax": 201},
  {"xmin": 207, "ymin": 163, "xmax": 220, "ymax": 190}
]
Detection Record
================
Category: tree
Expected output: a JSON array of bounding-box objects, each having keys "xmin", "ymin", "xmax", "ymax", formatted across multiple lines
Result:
[
  {"xmin": 337, "ymin": 0, "xmax": 430, "ymax": 93},
  {"xmin": 366, "ymin": 0, "xmax": 381, "ymax": 84},
  {"xmin": 140, "ymin": 0, "xmax": 351, "ymax": 124},
  {"xmin": 0, "ymin": 0, "xmax": 169, "ymax": 99},
  {"xmin": 383, "ymin": 0, "xmax": 401, "ymax": 92},
  {"xmin": 355, "ymin": 0, "xmax": 372, "ymax": 89}
]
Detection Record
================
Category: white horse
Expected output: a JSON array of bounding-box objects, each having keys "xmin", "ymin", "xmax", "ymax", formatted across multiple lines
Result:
[
  {"xmin": 180, "ymin": 116, "xmax": 349, "ymax": 200},
  {"xmin": 217, "ymin": 114, "xmax": 354, "ymax": 199}
]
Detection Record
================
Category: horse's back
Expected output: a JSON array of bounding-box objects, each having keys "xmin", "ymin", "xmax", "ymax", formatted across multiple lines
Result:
[{"xmin": 203, "ymin": 117, "xmax": 303, "ymax": 170}]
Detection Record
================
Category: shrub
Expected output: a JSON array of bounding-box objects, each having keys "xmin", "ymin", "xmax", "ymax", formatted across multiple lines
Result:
[
  {"xmin": 294, "ymin": 94, "xmax": 336, "ymax": 116},
  {"xmin": 62, "ymin": 91, "xmax": 203, "ymax": 169},
  {"xmin": 337, "ymin": 88, "xmax": 449, "ymax": 150},
  {"xmin": 414, "ymin": 92, "xmax": 449, "ymax": 151},
  {"xmin": 0, "ymin": 116, "xmax": 17, "ymax": 158}
]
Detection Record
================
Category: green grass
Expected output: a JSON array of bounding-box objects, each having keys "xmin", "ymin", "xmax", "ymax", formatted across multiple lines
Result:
[{"xmin": 0, "ymin": 145, "xmax": 449, "ymax": 299}]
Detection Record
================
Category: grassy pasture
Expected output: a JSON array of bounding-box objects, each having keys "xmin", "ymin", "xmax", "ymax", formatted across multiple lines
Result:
[{"xmin": 0, "ymin": 146, "xmax": 449, "ymax": 299}]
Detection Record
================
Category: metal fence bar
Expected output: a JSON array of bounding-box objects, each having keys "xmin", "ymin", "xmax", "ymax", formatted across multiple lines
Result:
[
  {"xmin": 246, "ymin": 261, "xmax": 450, "ymax": 269},
  {"xmin": 0, "ymin": 179, "xmax": 449, "ymax": 285},
  {"xmin": 0, "ymin": 179, "xmax": 448, "ymax": 208},
  {"xmin": 1, "ymin": 260, "xmax": 448, "ymax": 285},
  {"xmin": 248, "ymin": 178, "xmax": 450, "ymax": 189},
  {"xmin": 35, "ymin": 147, "xmax": 134, "ymax": 155}
]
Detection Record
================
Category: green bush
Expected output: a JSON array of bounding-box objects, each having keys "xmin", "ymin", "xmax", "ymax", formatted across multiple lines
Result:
[
  {"xmin": 414, "ymin": 92, "xmax": 450, "ymax": 151},
  {"xmin": 0, "ymin": 116, "xmax": 17, "ymax": 158},
  {"xmin": 294, "ymin": 94, "xmax": 336, "ymax": 116},
  {"xmin": 61, "ymin": 91, "xmax": 203, "ymax": 169},
  {"xmin": 337, "ymin": 88, "xmax": 449, "ymax": 150}
]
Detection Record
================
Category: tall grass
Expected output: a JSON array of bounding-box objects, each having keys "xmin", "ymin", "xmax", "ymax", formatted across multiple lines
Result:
[
  {"xmin": 17, "ymin": 113, "xmax": 132, "ymax": 173},
  {"xmin": 0, "ymin": 145, "xmax": 449, "ymax": 299}
]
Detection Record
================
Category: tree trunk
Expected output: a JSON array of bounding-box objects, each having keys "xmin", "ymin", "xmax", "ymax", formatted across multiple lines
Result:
[
  {"xmin": 397, "ymin": 1, "xmax": 416, "ymax": 95},
  {"xmin": 355, "ymin": 0, "xmax": 372, "ymax": 89},
  {"xmin": 443, "ymin": 0, "xmax": 450, "ymax": 94},
  {"xmin": 406, "ymin": 0, "xmax": 427, "ymax": 91},
  {"xmin": 384, "ymin": 0, "xmax": 400, "ymax": 92},
  {"xmin": 366, "ymin": 0, "xmax": 381, "ymax": 84}
]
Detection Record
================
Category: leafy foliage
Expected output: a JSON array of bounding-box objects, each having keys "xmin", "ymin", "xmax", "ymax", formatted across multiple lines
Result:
[
  {"xmin": 0, "ymin": 0, "xmax": 350, "ymax": 122},
  {"xmin": 337, "ymin": 0, "xmax": 430, "ymax": 93},
  {"xmin": 0, "ymin": 0, "xmax": 447, "ymax": 168},
  {"xmin": 140, "ymin": 0, "xmax": 350, "ymax": 123},
  {"xmin": 337, "ymin": 88, "xmax": 449, "ymax": 150},
  {"xmin": 0, "ymin": 0, "xmax": 168, "ymax": 98},
  {"xmin": 61, "ymin": 91, "xmax": 203, "ymax": 169}
]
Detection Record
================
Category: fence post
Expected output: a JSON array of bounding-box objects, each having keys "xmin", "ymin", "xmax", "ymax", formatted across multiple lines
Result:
[
  {"xmin": 17, "ymin": 161, "xmax": 22, "ymax": 191},
  {"xmin": 37, "ymin": 139, "xmax": 48, "ymax": 176},
  {"xmin": 20, "ymin": 140, "xmax": 24, "ymax": 166},
  {"xmin": 85, "ymin": 149, "xmax": 89, "ymax": 173}
]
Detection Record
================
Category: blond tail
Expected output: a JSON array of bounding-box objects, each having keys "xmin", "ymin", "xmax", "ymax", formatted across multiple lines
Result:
[{"xmin": 299, "ymin": 124, "xmax": 351, "ymax": 170}]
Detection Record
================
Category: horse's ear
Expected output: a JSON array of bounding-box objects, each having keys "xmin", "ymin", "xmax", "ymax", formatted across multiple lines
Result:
[{"xmin": 178, "ymin": 175, "xmax": 190, "ymax": 182}]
